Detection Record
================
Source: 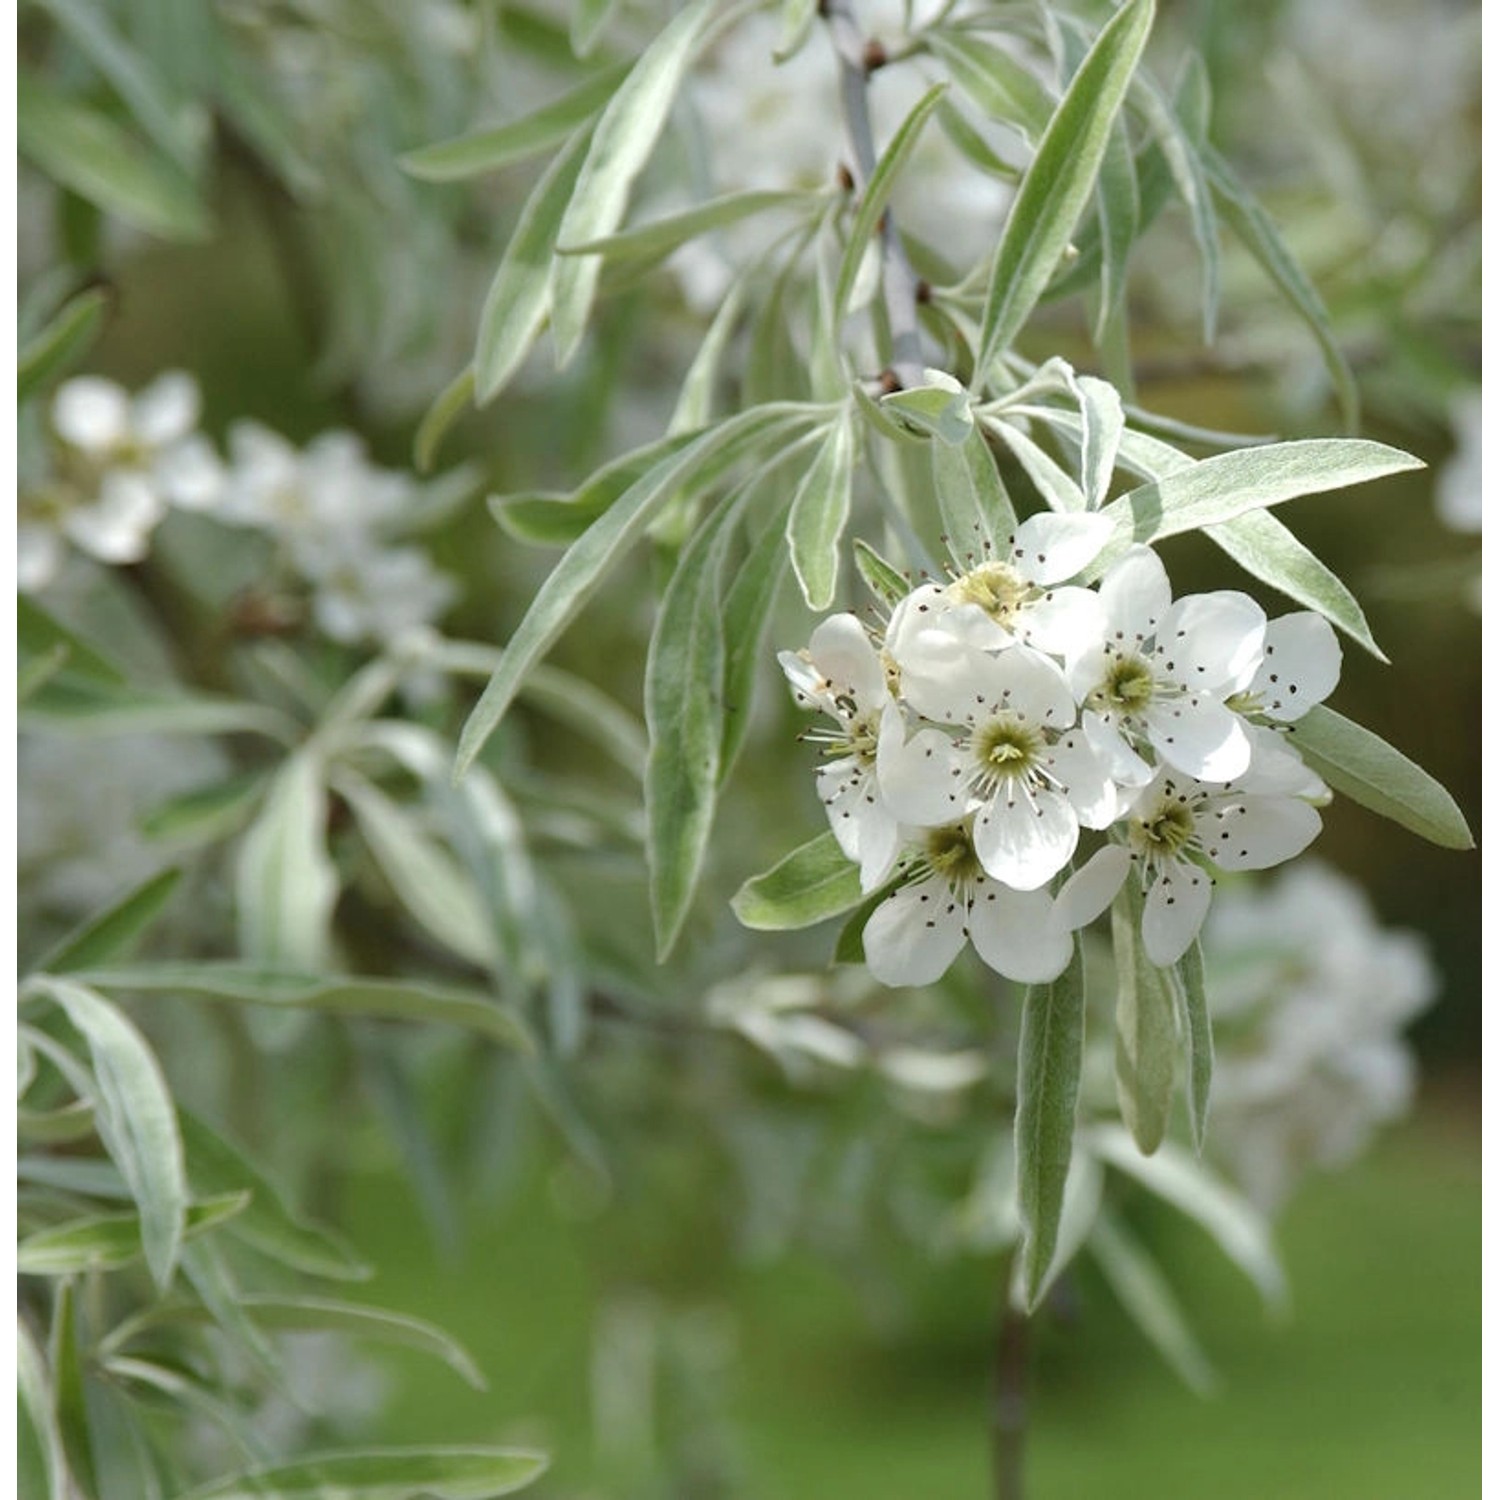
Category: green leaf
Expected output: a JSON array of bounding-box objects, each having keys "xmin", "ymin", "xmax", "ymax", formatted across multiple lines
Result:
[
  {"xmin": 35, "ymin": 869, "xmax": 182, "ymax": 975},
  {"xmin": 1089, "ymin": 1125, "xmax": 1286, "ymax": 1309},
  {"xmin": 975, "ymin": 0, "xmax": 1154, "ymax": 377},
  {"xmin": 400, "ymin": 65, "xmax": 629, "ymax": 180},
  {"xmin": 111, "ymin": 1297, "xmax": 485, "ymax": 1389},
  {"xmin": 75, "ymin": 965, "xmax": 535, "ymax": 1052},
  {"xmin": 27, "ymin": 976, "xmax": 188, "ymax": 1289},
  {"xmin": 18, "ymin": 286, "xmax": 111, "ymax": 405},
  {"xmin": 560, "ymin": 188, "xmax": 814, "ymax": 261},
  {"xmin": 1014, "ymin": 945, "xmax": 1087, "ymax": 1310},
  {"xmin": 926, "ymin": 30, "xmax": 1053, "ymax": 140},
  {"xmin": 141, "ymin": 771, "xmax": 268, "ymax": 845},
  {"xmin": 1206, "ymin": 508, "xmax": 1386, "ymax": 661},
  {"xmin": 773, "ymin": 0, "xmax": 819, "ymax": 61},
  {"xmin": 550, "ymin": 0, "xmax": 719, "ymax": 366},
  {"xmin": 644, "ymin": 501, "xmax": 736, "ymax": 958},
  {"xmin": 881, "ymin": 377, "xmax": 974, "ymax": 447},
  {"xmin": 1111, "ymin": 879, "xmax": 1176, "ymax": 1156},
  {"xmin": 570, "ymin": 0, "xmax": 622, "ymax": 56},
  {"xmin": 492, "ymin": 429, "xmax": 699, "ymax": 546},
  {"xmin": 176, "ymin": 1111, "xmax": 369, "ymax": 1281},
  {"xmin": 1175, "ymin": 938, "xmax": 1213, "ymax": 1154},
  {"xmin": 34, "ymin": 0, "xmax": 206, "ymax": 170},
  {"xmin": 1204, "ymin": 145, "xmax": 1359, "ymax": 431},
  {"xmin": 852, "ymin": 537, "xmax": 912, "ymax": 607},
  {"xmin": 787, "ymin": 416, "xmax": 857, "ymax": 610},
  {"xmin": 18, "ymin": 76, "xmax": 208, "ymax": 241},
  {"xmin": 1288, "ymin": 706, "xmax": 1473, "ymax": 850},
  {"xmin": 1088, "ymin": 1210, "xmax": 1217, "ymax": 1394},
  {"xmin": 21, "ymin": 677, "xmax": 294, "ymax": 739},
  {"xmin": 1131, "ymin": 77, "xmax": 1219, "ymax": 341},
  {"xmin": 1074, "ymin": 373, "xmax": 1124, "ymax": 509},
  {"xmin": 236, "ymin": 751, "xmax": 337, "ymax": 972},
  {"xmin": 832, "ymin": 84, "xmax": 947, "ymax": 332},
  {"xmin": 670, "ymin": 279, "xmax": 748, "ymax": 435},
  {"xmin": 18, "ymin": 596, "xmax": 127, "ymax": 684},
  {"xmin": 18, "ymin": 645, "xmax": 72, "ymax": 705},
  {"xmin": 50, "ymin": 1280, "xmax": 97, "ymax": 1499},
  {"xmin": 731, "ymin": 831, "xmax": 864, "ymax": 931},
  {"xmin": 18, "ymin": 1193, "xmax": 248, "ymax": 1276},
  {"xmin": 338, "ymin": 774, "xmax": 497, "ymax": 968},
  {"xmin": 1087, "ymin": 439, "xmax": 1423, "ymax": 576},
  {"xmin": 456, "ymin": 402, "xmax": 827, "ymax": 777},
  {"xmin": 474, "ymin": 127, "xmax": 592, "ymax": 404},
  {"xmin": 178, "ymin": 1448, "xmax": 549, "ymax": 1500},
  {"xmin": 986, "ymin": 417, "xmax": 1086, "ymax": 513},
  {"xmin": 720, "ymin": 497, "xmax": 794, "ymax": 779},
  {"xmin": 1092, "ymin": 120, "xmax": 1139, "ymax": 346},
  {"xmin": 931, "ymin": 424, "xmax": 1018, "ymax": 558},
  {"xmin": 17, "ymin": 1319, "xmax": 68, "ymax": 1500},
  {"xmin": 415, "ymin": 367, "xmax": 476, "ymax": 475}
]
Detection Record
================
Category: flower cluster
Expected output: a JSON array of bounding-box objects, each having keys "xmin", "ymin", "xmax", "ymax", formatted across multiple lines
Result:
[
  {"xmin": 782, "ymin": 515, "xmax": 1341, "ymax": 988},
  {"xmin": 1203, "ymin": 860, "xmax": 1437, "ymax": 1211},
  {"xmin": 21, "ymin": 373, "xmax": 458, "ymax": 651}
]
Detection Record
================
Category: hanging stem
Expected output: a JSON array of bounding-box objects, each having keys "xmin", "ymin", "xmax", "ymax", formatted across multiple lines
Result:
[
  {"xmin": 992, "ymin": 1254, "xmax": 1031, "ymax": 1500},
  {"xmin": 822, "ymin": 0, "xmax": 927, "ymax": 387}
]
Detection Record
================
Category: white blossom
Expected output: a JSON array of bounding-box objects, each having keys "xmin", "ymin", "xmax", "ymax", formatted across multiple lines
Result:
[
  {"xmin": 20, "ymin": 372, "xmax": 224, "ymax": 590},
  {"xmin": 1204, "ymin": 860, "xmax": 1438, "ymax": 1211}
]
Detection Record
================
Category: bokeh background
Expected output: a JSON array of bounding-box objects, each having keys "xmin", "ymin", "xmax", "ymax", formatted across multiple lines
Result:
[{"xmin": 18, "ymin": 0, "xmax": 1479, "ymax": 1495}]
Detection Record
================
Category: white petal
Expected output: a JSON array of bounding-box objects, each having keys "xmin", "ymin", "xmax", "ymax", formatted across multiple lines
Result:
[
  {"xmin": 1237, "ymin": 725, "xmax": 1328, "ymax": 799},
  {"xmin": 968, "ymin": 881, "xmax": 1072, "ymax": 982},
  {"xmin": 63, "ymin": 471, "xmax": 164, "ymax": 562},
  {"xmin": 1054, "ymin": 845, "xmax": 1132, "ymax": 930},
  {"xmin": 1154, "ymin": 590, "xmax": 1266, "ymax": 695},
  {"xmin": 1018, "ymin": 585, "xmax": 1107, "ymax": 658},
  {"xmin": 855, "ymin": 805, "xmax": 902, "ymax": 892},
  {"xmin": 1082, "ymin": 709, "xmax": 1154, "ymax": 788},
  {"xmin": 1045, "ymin": 731, "xmax": 1120, "ymax": 828},
  {"xmin": 1197, "ymin": 794, "xmax": 1321, "ymax": 872},
  {"xmin": 876, "ymin": 705, "xmax": 968, "ymax": 827},
  {"xmin": 53, "ymin": 377, "xmax": 130, "ymax": 454},
  {"xmin": 131, "ymin": 371, "xmax": 200, "ymax": 447},
  {"xmin": 809, "ymin": 612, "xmax": 886, "ymax": 703},
  {"xmin": 888, "ymin": 612, "xmax": 994, "ymax": 723},
  {"xmin": 17, "ymin": 524, "xmax": 64, "ymax": 592},
  {"xmin": 973, "ymin": 784, "xmax": 1078, "ymax": 890},
  {"xmin": 1251, "ymin": 612, "xmax": 1342, "ymax": 721},
  {"xmin": 1098, "ymin": 545, "xmax": 1171, "ymax": 644},
  {"xmin": 155, "ymin": 435, "xmax": 224, "ymax": 511},
  {"xmin": 1010, "ymin": 510, "xmax": 1113, "ymax": 585},
  {"xmin": 1141, "ymin": 860, "xmax": 1213, "ymax": 966},
  {"xmin": 864, "ymin": 878, "xmax": 969, "ymax": 987},
  {"xmin": 973, "ymin": 644, "xmax": 1076, "ymax": 728},
  {"xmin": 779, "ymin": 649, "xmax": 832, "ymax": 711},
  {"xmin": 1145, "ymin": 695, "xmax": 1252, "ymax": 783}
]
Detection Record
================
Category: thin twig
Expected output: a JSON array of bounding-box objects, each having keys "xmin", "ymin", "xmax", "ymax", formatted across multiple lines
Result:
[
  {"xmin": 822, "ymin": 0, "xmax": 927, "ymax": 386},
  {"xmin": 992, "ymin": 1256, "xmax": 1030, "ymax": 1500}
]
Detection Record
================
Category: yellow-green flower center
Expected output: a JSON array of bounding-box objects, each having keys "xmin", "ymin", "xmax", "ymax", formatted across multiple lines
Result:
[
  {"xmin": 973, "ymin": 717, "xmax": 1044, "ymax": 780},
  {"xmin": 949, "ymin": 561, "xmax": 1032, "ymax": 627},
  {"xmin": 1095, "ymin": 654, "xmax": 1155, "ymax": 713},
  {"xmin": 923, "ymin": 824, "xmax": 984, "ymax": 884},
  {"xmin": 1130, "ymin": 800, "xmax": 1196, "ymax": 861}
]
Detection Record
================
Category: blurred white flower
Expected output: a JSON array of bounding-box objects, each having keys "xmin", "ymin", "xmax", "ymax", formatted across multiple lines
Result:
[
  {"xmin": 1204, "ymin": 861, "xmax": 1439, "ymax": 1212},
  {"xmin": 1435, "ymin": 388, "xmax": 1482, "ymax": 535},
  {"xmin": 20, "ymin": 372, "xmax": 224, "ymax": 591},
  {"xmin": 302, "ymin": 538, "xmax": 458, "ymax": 649}
]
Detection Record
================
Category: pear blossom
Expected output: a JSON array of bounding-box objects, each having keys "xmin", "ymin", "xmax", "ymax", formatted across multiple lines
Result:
[
  {"xmin": 20, "ymin": 372, "xmax": 224, "ymax": 591},
  {"xmin": 1204, "ymin": 861, "xmax": 1438, "ymax": 1211},
  {"xmin": 300, "ymin": 537, "xmax": 458, "ymax": 650},
  {"xmin": 780, "ymin": 613, "xmax": 938, "ymax": 891},
  {"xmin": 1067, "ymin": 545, "xmax": 1267, "ymax": 785},
  {"xmin": 862, "ymin": 821, "xmax": 1074, "ymax": 988},
  {"xmin": 886, "ymin": 510, "xmax": 1111, "ymax": 720},
  {"xmin": 879, "ymin": 643, "xmax": 1119, "ymax": 890},
  {"xmin": 1121, "ymin": 765, "xmax": 1324, "ymax": 967}
]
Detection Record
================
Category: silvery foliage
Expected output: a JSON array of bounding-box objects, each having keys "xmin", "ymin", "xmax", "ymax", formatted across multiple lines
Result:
[{"xmin": 15, "ymin": 0, "xmax": 1474, "ymax": 1488}]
